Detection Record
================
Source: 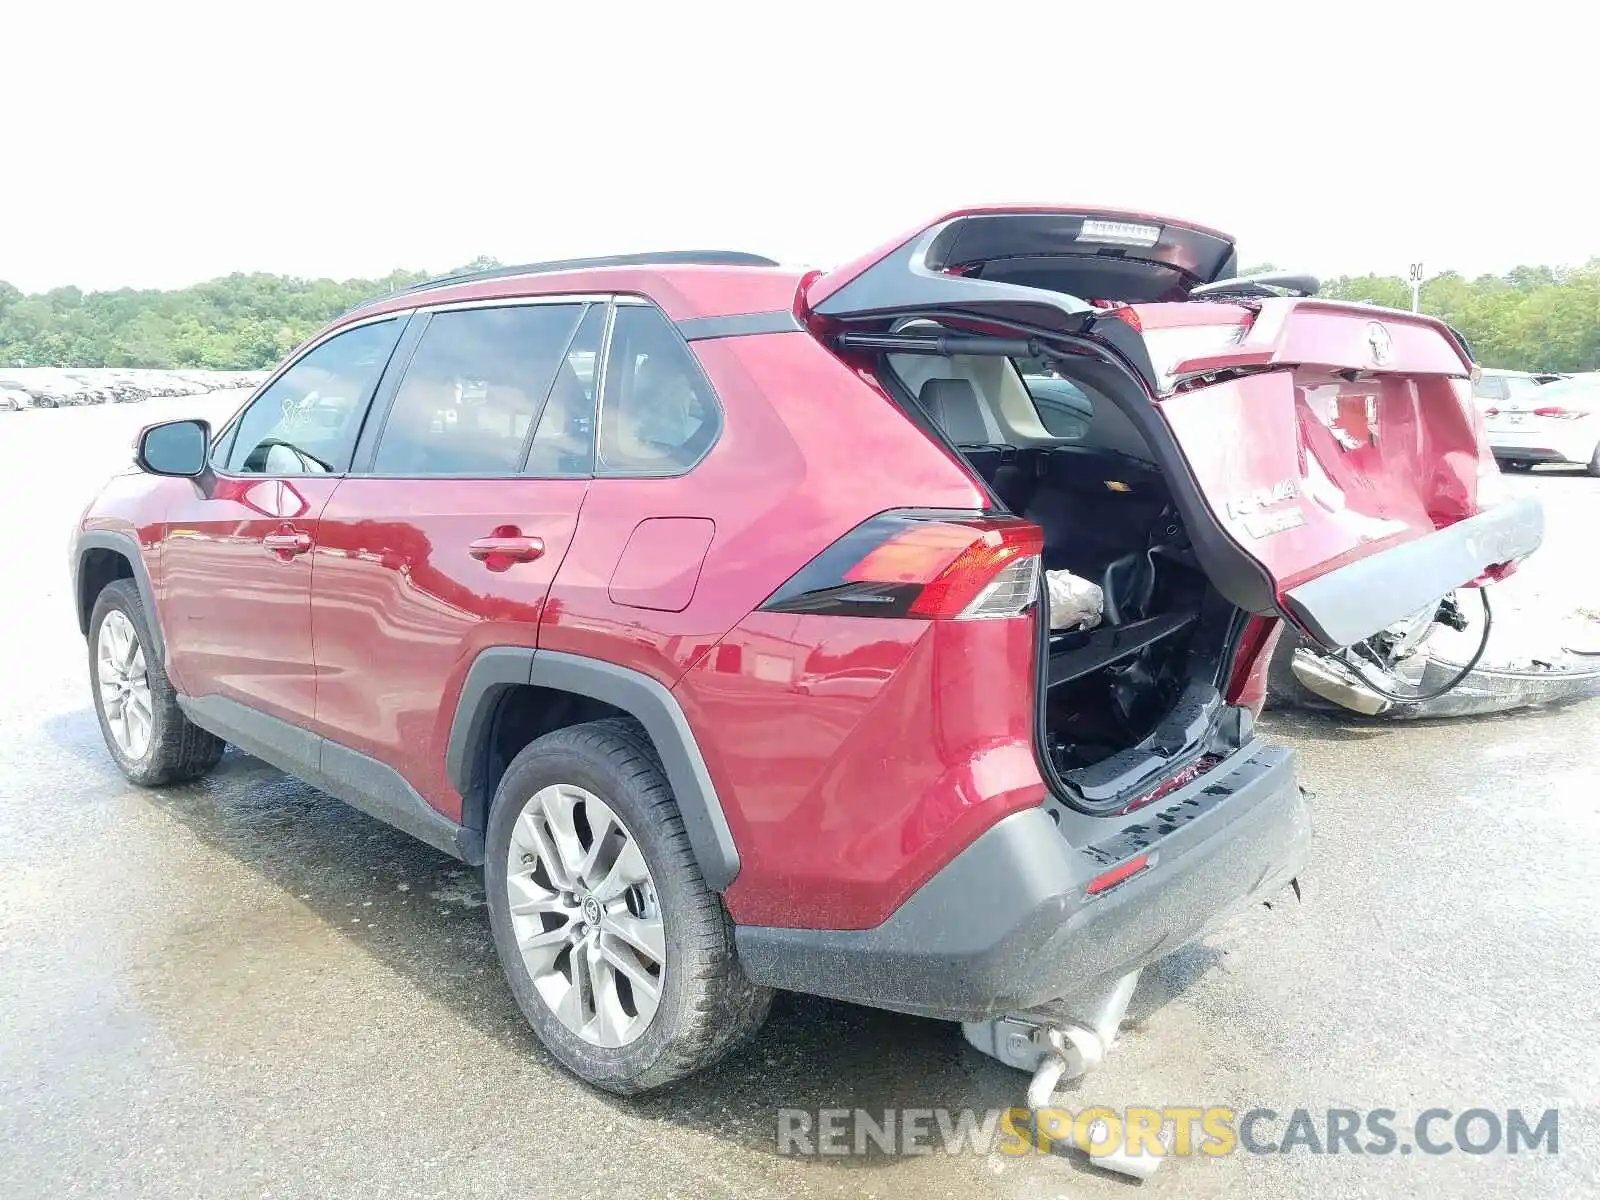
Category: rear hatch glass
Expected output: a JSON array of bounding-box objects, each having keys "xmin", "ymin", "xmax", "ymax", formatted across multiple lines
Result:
[{"xmin": 806, "ymin": 206, "xmax": 1239, "ymax": 319}]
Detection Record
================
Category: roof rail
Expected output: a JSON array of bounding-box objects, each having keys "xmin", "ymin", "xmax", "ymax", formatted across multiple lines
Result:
[{"xmin": 357, "ymin": 250, "xmax": 780, "ymax": 311}]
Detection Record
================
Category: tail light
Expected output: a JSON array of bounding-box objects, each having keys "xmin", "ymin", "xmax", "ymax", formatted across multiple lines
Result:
[
  {"xmin": 1533, "ymin": 405, "xmax": 1590, "ymax": 419},
  {"xmin": 1085, "ymin": 852, "xmax": 1155, "ymax": 897},
  {"xmin": 1482, "ymin": 406, "xmax": 1500, "ymax": 417},
  {"xmin": 759, "ymin": 511, "xmax": 1043, "ymax": 620},
  {"xmin": 1101, "ymin": 305, "xmax": 1143, "ymax": 332},
  {"xmin": 1225, "ymin": 615, "xmax": 1283, "ymax": 717}
]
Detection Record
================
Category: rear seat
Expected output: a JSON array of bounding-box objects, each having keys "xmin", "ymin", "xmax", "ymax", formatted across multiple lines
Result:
[
  {"xmin": 916, "ymin": 378, "xmax": 1036, "ymax": 515},
  {"xmin": 914, "ymin": 377, "xmax": 1167, "ymax": 587},
  {"xmin": 917, "ymin": 378, "xmax": 995, "ymax": 445}
]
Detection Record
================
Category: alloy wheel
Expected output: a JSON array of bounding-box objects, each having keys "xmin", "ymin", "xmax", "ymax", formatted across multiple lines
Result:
[
  {"xmin": 97, "ymin": 610, "xmax": 153, "ymax": 760},
  {"xmin": 505, "ymin": 783, "xmax": 665, "ymax": 1047}
]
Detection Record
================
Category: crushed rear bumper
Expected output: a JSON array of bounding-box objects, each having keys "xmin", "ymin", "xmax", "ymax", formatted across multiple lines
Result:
[
  {"xmin": 1283, "ymin": 496, "xmax": 1543, "ymax": 648},
  {"xmin": 735, "ymin": 740, "xmax": 1310, "ymax": 1021}
]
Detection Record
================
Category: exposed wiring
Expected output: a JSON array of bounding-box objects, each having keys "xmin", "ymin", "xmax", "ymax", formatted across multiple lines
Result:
[{"xmin": 1340, "ymin": 589, "xmax": 1494, "ymax": 704}]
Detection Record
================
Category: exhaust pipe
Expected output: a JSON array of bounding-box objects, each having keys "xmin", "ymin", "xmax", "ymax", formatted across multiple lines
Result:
[{"xmin": 1290, "ymin": 649, "xmax": 1393, "ymax": 716}]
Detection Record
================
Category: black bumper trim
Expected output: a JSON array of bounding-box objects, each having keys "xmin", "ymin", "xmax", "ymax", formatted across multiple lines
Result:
[
  {"xmin": 1283, "ymin": 496, "xmax": 1543, "ymax": 648},
  {"xmin": 735, "ymin": 742, "xmax": 1310, "ymax": 1021}
]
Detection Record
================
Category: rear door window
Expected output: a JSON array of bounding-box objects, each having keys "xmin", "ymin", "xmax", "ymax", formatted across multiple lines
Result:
[
  {"xmin": 525, "ymin": 304, "xmax": 605, "ymax": 477},
  {"xmin": 1017, "ymin": 356, "xmax": 1095, "ymax": 439},
  {"xmin": 223, "ymin": 318, "xmax": 400, "ymax": 474},
  {"xmin": 597, "ymin": 304, "xmax": 721, "ymax": 475},
  {"xmin": 371, "ymin": 304, "xmax": 585, "ymax": 476}
]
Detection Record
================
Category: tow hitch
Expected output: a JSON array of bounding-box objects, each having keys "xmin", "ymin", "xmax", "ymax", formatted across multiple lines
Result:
[{"xmin": 962, "ymin": 970, "xmax": 1160, "ymax": 1179}]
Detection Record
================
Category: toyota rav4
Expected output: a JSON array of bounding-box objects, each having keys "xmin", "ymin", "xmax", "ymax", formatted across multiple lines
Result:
[{"xmin": 71, "ymin": 207, "xmax": 1541, "ymax": 1094}]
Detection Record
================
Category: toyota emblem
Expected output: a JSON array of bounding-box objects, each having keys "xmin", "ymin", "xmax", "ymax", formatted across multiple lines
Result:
[{"xmin": 1366, "ymin": 321, "xmax": 1394, "ymax": 367}]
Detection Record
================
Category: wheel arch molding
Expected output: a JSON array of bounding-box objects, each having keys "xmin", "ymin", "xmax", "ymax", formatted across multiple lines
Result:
[
  {"xmin": 74, "ymin": 531, "xmax": 163, "ymax": 658},
  {"xmin": 446, "ymin": 648, "xmax": 740, "ymax": 891}
]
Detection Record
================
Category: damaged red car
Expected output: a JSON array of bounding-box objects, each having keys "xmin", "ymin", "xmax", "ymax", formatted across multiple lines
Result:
[{"xmin": 71, "ymin": 206, "xmax": 1540, "ymax": 1097}]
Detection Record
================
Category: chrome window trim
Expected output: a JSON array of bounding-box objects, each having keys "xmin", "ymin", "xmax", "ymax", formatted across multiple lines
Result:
[
  {"xmin": 352, "ymin": 297, "xmax": 600, "ymax": 481},
  {"xmin": 209, "ymin": 290, "xmax": 726, "ymax": 483},
  {"xmin": 412, "ymin": 292, "xmax": 613, "ymax": 316}
]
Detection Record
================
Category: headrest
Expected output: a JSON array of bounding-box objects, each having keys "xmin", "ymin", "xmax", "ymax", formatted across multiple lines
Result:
[{"xmin": 918, "ymin": 377, "xmax": 991, "ymax": 444}]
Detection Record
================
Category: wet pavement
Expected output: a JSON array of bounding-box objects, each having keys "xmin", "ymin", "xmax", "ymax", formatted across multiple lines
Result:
[{"xmin": 2, "ymin": 397, "xmax": 1597, "ymax": 1198}]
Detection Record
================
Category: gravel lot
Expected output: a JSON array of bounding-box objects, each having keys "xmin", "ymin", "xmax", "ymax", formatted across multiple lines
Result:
[{"xmin": 2, "ymin": 396, "xmax": 1597, "ymax": 1198}]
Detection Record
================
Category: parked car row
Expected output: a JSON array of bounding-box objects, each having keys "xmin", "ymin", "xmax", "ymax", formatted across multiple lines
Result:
[{"xmin": 0, "ymin": 369, "xmax": 267, "ymax": 411}]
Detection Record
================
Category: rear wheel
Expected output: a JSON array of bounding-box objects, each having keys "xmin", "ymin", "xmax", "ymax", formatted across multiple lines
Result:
[
  {"xmin": 485, "ymin": 718, "xmax": 771, "ymax": 1094},
  {"xmin": 1587, "ymin": 442, "xmax": 1600, "ymax": 478},
  {"xmin": 89, "ymin": 579, "xmax": 225, "ymax": 785}
]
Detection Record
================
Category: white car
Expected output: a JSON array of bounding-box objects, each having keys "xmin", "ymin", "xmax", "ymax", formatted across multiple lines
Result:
[
  {"xmin": 1484, "ymin": 374, "xmax": 1600, "ymax": 475},
  {"xmin": 1472, "ymin": 368, "xmax": 1550, "ymax": 412}
]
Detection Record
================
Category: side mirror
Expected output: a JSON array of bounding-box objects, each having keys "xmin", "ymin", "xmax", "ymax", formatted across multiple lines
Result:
[{"xmin": 135, "ymin": 419, "xmax": 211, "ymax": 478}]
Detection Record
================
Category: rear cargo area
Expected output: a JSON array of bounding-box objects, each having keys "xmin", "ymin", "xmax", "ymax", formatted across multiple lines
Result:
[{"xmin": 882, "ymin": 344, "xmax": 1245, "ymax": 814}]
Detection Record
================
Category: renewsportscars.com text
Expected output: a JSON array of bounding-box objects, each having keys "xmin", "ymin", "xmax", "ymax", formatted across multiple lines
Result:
[{"xmin": 776, "ymin": 1105, "xmax": 1559, "ymax": 1159}]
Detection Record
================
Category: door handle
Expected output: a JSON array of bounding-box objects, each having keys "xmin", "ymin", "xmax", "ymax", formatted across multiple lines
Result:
[
  {"xmin": 264, "ymin": 529, "xmax": 314, "ymax": 558},
  {"xmin": 468, "ymin": 533, "xmax": 545, "ymax": 566}
]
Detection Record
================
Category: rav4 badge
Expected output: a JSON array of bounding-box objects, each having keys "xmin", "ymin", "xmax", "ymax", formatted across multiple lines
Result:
[{"xmin": 1226, "ymin": 479, "xmax": 1298, "ymax": 519}]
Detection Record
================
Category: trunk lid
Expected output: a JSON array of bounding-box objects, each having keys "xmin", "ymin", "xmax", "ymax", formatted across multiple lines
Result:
[
  {"xmin": 812, "ymin": 210, "xmax": 1542, "ymax": 649},
  {"xmin": 1144, "ymin": 299, "xmax": 1542, "ymax": 647}
]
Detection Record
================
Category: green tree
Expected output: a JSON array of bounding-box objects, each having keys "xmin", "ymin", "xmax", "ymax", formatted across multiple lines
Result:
[{"xmin": 4, "ymin": 253, "xmax": 1598, "ymax": 373}]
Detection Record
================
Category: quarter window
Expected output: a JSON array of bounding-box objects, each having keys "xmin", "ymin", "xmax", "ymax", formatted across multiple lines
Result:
[
  {"xmin": 372, "ymin": 304, "xmax": 586, "ymax": 476},
  {"xmin": 597, "ymin": 305, "xmax": 721, "ymax": 475},
  {"xmin": 224, "ymin": 319, "xmax": 400, "ymax": 475}
]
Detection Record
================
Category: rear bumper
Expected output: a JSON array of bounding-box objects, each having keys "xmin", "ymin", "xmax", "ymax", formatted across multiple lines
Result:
[
  {"xmin": 735, "ymin": 740, "xmax": 1310, "ymax": 1021},
  {"xmin": 1282, "ymin": 496, "xmax": 1543, "ymax": 648},
  {"xmin": 1487, "ymin": 425, "xmax": 1595, "ymax": 464}
]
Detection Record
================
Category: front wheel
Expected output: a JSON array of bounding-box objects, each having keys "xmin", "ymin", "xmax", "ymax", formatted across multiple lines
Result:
[
  {"xmin": 89, "ymin": 579, "xmax": 225, "ymax": 785},
  {"xmin": 1587, "ymin": 441, "xmax": 1600, "ymax": 478},
  {"xmin": 484, "ymin": 718, "xmax": 771, "ymax": 1094}
]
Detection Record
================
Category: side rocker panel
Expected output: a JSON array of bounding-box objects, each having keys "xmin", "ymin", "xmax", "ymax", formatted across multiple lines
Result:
[{"xmin": 179, "ymin": 693, "xmax": 481, "ymax": 864}]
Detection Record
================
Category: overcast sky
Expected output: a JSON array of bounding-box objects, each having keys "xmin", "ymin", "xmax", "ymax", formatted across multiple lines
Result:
[{"xmin": 6, "ymin": 1, "xmax": 1593, "ymax": 293}]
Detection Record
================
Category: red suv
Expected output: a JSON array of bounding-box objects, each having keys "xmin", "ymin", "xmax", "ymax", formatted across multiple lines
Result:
[{"xmin": 72, "ymin": 207, "xmax": 1540, "ymax": 1094}]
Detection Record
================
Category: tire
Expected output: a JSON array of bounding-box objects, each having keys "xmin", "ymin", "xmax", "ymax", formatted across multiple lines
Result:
[
  {"xmin": 88, "ymin": 579, "xmax": 225, "ymax": 786},
  {"xmin": 484, "ymin": 717, "xmax": 771, "ymax": 1094},
  {"xmin": 1587, "ymin": 442, "xmax": 1600, "ymax": 478}
]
